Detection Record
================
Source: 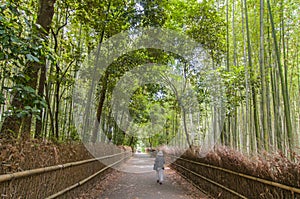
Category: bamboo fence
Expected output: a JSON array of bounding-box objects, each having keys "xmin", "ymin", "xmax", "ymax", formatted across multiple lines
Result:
[
  {"xmin": 0, "ymin": 152, "xmax": 129, "ymax": 183},
  {"xmin": 169, "ymin": 155, "xmax": 300, "ymax": 196},
  {"xmin": 45, "ymin": 153, "xmax": 131, "ymax": 198}
]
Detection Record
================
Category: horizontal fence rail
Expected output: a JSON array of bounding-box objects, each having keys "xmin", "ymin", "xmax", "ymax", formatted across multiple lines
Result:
[
  {"xmin": 170, "ymin": 163, "xmax": 212, "ymax": 198},
  {"xmin": 169, "ymin": 155, "xmax": 300, "ymax": 198},
  {"xmin": 0, "ymin": 151, "xmax": 131, "ymax": 198},
  {"xmin": 45, "ymin": 153, "xmax": 131, "ymax": 199},
  {"xmin": 0, "ymin": 152, "xmax": 128, "ymax": 183},
  {"xmin": 172, "ymin": 162, "xmax": 247, "ymax": 199}
]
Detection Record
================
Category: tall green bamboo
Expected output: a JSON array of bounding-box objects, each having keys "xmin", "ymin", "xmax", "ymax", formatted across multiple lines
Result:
[
  {"xmin": 244, "ymin": 0, "xmax": 261, "ymax": 151},
  {"xmin": 259, "ymin": 0, "xmax": 269, "ymax": 150},
  {"xmin": 267, "ymin": 0, "xmax": 293, "ymax": 152}
]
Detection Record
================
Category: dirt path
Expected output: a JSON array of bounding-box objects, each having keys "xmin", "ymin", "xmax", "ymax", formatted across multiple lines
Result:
[{"xmin": 79, "ymin": 153, "xmax": 210, "ymax": 199}]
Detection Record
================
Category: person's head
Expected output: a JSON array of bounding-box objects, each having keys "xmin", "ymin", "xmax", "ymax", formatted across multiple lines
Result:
[{"xmin": 157, "ymin": 150, "xmax": 163, "ymax": 156}]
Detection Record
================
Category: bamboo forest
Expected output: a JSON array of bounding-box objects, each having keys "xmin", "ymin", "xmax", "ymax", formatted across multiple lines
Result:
[{"xmin": 0, "ymin": 0, "xmax": 300, "ymax": 198}]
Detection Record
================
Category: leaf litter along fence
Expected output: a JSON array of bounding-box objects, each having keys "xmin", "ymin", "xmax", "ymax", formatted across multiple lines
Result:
[
  {"xmin": 0, "ymin": 150, "xmax": 131, "ymax": 198},
  {"xmin": 169, "ymin": 154, "xmax": 300, "ymax": 199}
]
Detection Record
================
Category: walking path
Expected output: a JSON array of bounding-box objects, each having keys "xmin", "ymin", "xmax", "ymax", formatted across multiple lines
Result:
[{"xmin": 97, "ymin": 153, "xmax": 209, "ymax": 199}]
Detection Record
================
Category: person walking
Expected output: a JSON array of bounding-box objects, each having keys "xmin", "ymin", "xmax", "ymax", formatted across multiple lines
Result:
[{"xmin": 153, "ymin": 150, "xmax": 165, "ymax": 185}]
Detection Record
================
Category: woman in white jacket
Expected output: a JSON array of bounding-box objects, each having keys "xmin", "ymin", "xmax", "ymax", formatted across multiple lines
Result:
[{"xmin": 153, "ymin": 151, "xmax": 165, "ymax": 185}]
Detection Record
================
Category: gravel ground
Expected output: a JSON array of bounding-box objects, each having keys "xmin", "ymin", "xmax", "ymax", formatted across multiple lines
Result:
[{"xmin": 77, "ymin": 153, "xmax": 210, "ymax": 199}]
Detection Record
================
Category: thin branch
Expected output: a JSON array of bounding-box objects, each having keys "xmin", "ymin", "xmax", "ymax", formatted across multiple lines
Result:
[{"xmin": 55, "ymin": 6, "xmax": 69, "ymax": 36}]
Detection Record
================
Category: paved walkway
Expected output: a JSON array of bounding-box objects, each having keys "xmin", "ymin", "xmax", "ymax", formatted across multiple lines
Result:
[{"xmin": 99, "ymin": 153, "xmax": 209, "ymax": 199}]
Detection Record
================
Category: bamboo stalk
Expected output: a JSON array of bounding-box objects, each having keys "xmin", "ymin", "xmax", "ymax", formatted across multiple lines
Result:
[
  {"xmin": 45, "ymin": 154, "xmax": 131, "ymax": 199},
  {"xmin": 0, "ymin": 152, "xmax": 129, "ymax": 183},
  {"xmin": 170, "ymin": 155, "xmax": 300, "ymax": 194}
]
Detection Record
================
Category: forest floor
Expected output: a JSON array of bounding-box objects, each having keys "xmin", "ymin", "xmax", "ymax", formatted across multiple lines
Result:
[{"xmin": 77, "ymin": 153, "xmax": 210, "ymax": 199}]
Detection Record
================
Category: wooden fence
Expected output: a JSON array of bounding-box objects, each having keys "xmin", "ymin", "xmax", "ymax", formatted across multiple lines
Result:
[
  {"xmin": 0, "ymin": 151, "xmax": 131, "ymax": 198},
  {"xmin": 169, "ymin": 155, "xmax": 300, "ymax": 199}
]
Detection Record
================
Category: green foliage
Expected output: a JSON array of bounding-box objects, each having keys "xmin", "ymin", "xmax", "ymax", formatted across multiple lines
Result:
[
  {"xmin": 164, "ymin": 0, "xmax": 226, "ymax": 62},
  {"xmin": 67, "ymin": 125, "xmax": 80, "ymax": 141},
  {"xmin": 1, "ymin": 0, "xmax": 298, "ymax": 153},
  {"xmin": 4, "ymin": 84, "xmax": 47, "ymax": 119},
  {"xmin": 219, "ymin": 66, "xmax": 246, "ymax": 114},
  {"xmin": 186, "ymin": 2, "xmax": 226, "ymax": 62},
  {"xmin": 133, "ymin": 0, "xmax": 167, "ymax": 27},
  {"xmin": 0, "ymin": 2, "xmax": 45, "ymax": 125},
  {"xmin": 0, "ymin": 92, "xmax": 5, "ymax": 105},
  {"xmin": 0, "ymin": 1, "xmax": 46, "ymax": 65}
]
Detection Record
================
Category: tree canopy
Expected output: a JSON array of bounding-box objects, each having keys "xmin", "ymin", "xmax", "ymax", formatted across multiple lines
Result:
[{"xmin": 0, "ymin": 0, "xmax": 299, "ymax": 157}]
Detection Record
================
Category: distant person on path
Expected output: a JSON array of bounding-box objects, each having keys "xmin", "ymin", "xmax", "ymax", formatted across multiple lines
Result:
[{"xmin": 153, "ymin": 150, "xmax": 165, "ymax": 185}]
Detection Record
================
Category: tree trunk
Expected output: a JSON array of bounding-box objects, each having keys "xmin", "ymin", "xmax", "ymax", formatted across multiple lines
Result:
[
  {"xmin": 244, "ymin": 0, "xmax": 261, "ymax": 151},
  {"xmin": 241, "ymin": 0, "xmax": 250, "ymax": 153},
  {"xmin": 259, "ymin": 0, "xmax": 269, "ymax": 150},
  {"xmin": 267, "ymin": 0, "xmax": 293, "ymax": 152},
  {"xmin": 89, "ymin": 1, "xmax": 111, "ymax": 143},
  {"xmin": 54, "ymin": 64, "xmax": 60, "ymax": 140},
  {"xmin": 92, "ymin": 71, "xmax": 109, "ymax": 143},
  {"xmin": 35, "ymin": 62, "xmax": 47, "ymax": 138},
  {"xmin": 0, "ymin": 0, "xmax": 56, "ymax": 140},
  {"xmin": 182, "ymin": 108, "xmax": 192, "ymax": 149}
]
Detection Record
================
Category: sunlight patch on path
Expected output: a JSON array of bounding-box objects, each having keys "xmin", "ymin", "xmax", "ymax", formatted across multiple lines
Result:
[{"xmin": 117, "ymin": 153, "xmax": 155, "ymax": 174}]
